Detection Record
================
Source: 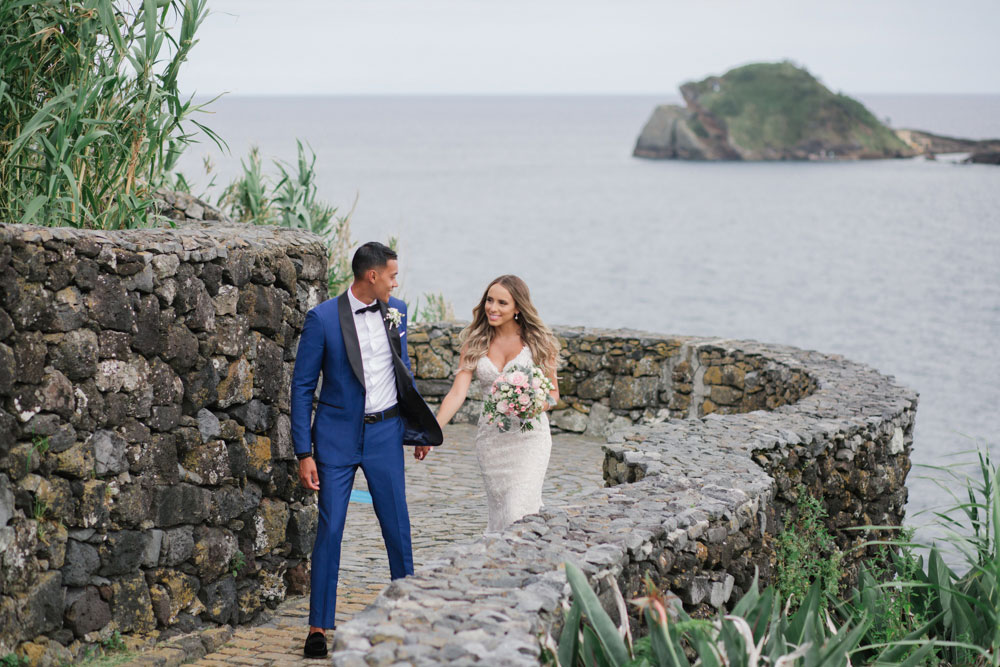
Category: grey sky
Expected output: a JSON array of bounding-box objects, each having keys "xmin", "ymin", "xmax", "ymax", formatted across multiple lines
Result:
[{"xmin": 183, "ymin": 0, "xmax": 1000, "ymax": 95}]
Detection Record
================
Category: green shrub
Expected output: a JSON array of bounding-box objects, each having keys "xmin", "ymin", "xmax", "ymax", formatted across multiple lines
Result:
[{"xmin": 774, "ymin": 485, "xmax": 844, "ymax": 609}]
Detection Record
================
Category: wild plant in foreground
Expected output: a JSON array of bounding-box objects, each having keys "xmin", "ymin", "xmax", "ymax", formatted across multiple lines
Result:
[
  {"xmin": 549, "ymin": 562, "xmax": 911, "ymax": 667},
  {"xmin": 836, "ymin": 448, "xmax": 1000, "ymax": 666}
]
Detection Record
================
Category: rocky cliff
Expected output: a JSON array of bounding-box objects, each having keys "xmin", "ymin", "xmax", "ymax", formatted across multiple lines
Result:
[{"xmin": 634, "ymin": 62, "xmax": 915, "ymax": 161}]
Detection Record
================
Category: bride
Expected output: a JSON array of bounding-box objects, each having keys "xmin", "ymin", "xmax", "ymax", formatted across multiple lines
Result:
[{"xmin": 433, "ymin": 275, "xmax": 560, "ymax": 533}]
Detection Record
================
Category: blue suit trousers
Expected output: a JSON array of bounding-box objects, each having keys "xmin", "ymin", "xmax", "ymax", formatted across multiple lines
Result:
[{"xmin": 308, "ymin": 414, "xmax": 413, "ymax": 629}]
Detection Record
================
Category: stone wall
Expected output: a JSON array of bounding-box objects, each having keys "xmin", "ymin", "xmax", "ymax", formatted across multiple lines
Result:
[
  {"xmin": 0, "ymin": 222, "xmax": 328, "ymax": 660},
  {"xmin": 328, "ymin": 324, "xmax": 916, "ymax": 665}
]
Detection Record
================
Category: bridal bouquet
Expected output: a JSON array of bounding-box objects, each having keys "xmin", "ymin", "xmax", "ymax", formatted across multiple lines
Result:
[{"xmin": 483, "ymin": 363, "xmax": 556, "ymax": 433}]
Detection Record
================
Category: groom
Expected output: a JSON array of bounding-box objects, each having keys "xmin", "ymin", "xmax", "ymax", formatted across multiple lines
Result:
[{"xmin": 290, "ymin": 241, "xmax": 443, "ymax": 658}]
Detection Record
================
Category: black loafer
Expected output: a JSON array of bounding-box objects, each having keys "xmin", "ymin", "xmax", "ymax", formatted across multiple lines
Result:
[{"xmin": 304, "ymin": 631, "xmax": 328, "ymax": 658}]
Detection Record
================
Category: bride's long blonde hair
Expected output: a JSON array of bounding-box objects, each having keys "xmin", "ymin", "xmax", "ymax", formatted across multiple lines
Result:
[{"xmin": 459, "ymin": 275, "xmax": 560, "ymax": 374}]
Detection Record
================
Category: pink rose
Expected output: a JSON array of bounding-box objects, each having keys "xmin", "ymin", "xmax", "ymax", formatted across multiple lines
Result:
[
  {"xmin": 531, "ymin": 377, "xmax": 542, "ymax": 389},
  {"xmin": 496, "ymin": 400, "xmax": 508, "ymax": 414},
  {"xmin": 508, "ymin": 371, "xmax": 527, "ymax": 387},
  {"xmin": 518, "ymin": 393, "xmax": 531, "ymax": 406}
]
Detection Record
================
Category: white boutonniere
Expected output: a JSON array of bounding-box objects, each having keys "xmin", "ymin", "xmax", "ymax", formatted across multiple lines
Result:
[{"xmin": 385, "ymin": 307, "xmax": 403, "ymax": 329}]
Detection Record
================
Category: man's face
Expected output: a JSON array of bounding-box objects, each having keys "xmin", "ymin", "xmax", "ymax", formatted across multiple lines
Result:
[{"xmin": 371, "ymin": 259, "xmax": 399, "ymax": 302}]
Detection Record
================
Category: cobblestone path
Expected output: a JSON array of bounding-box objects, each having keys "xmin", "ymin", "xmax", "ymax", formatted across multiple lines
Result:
[{"xmin": 136, "ymin": 424, "xmax": 605, "ymax": 666}]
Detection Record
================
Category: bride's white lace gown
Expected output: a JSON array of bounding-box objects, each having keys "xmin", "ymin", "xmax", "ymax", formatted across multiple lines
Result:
[{"xmin": 474, "ymin": 345, "xmax": 552, "ymax": 533}]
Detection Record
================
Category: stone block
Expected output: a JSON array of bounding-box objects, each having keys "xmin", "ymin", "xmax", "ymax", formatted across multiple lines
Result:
[
  {"xmin": 191, "ymin": 526, "xmax": 238, "ymax": 580},
  {"xmin": 149, "ymin": 404, "xmax": 182, "ymax": 431},
  {"xmin": 709, "ymin": 385, "xmax": 743, "ymax": 406},
  {"xmin": 183, "ymin": 362, "xmax": 220, "ymax": 411},
  {"xmin": 110, "ymin": 572, "xmax": 156, "ymax": 633},
  {"xmin": 287, "ymin": 503, "xmax": 318, "ymax": 557},
  {"xmin": 578, "ymin": 370, "xmax": 613, "ymax": 399},
  {"xmin": 239, "ymin": 284, "xmax": 284, "ymax": 335},
  {"xmin": 53, "ymin": 440, "xmax": 95, "ymax": 478},
  {"xmin": 609, "ymin": 376, "xmax": 659, "ymax": 410},
  {"xmin": 91, "ymin": 429, "xmax": 128, "ymax": 475},
  {"xmin": 231, "ymin": 398, "xmax": 270, "ymax": 433},
  {"xmin": 51, "ymin": 328, "xmax": 99, "ymax": 381},
  {"xmin": 132, "ymin": 293, "xmax": 163, "ymax": 356},
  {"xmin": 250, "ymin": 498, "xmax": 289, "ymax": 556},
  {"xmin": 176, "ymin": 276, "xmax": 215, "ymax": 332},
  {"xmin": 0, "ymin": 474, "xmax": 14, "ymax": 527},
  {"xmin": 197, "ymin": 408, "xmax": 222, "ymax": 443},
  {"xmin": 163, "ymin": 323, "xmax": 199, "ymax": 371},
  {"xmin": 146, "ymin": 569, "xmax": 200, "ymax": 626},
  {"xmin": 98, "ymin": 530, "xmax": 150, "ymax": 576},
  {"xmin": 269, "ymin": 413, "xmax": 294, "ymax": 461},
  {"xmin": 13, "ymin": 331, "xmax": 46, "ymax": 384},
  {"xmin": 13, "ymin": 572, "xmax": 63, "ymax": 643},
  {"xmin": 110, "ymin": 483, "xmax": 151, "ymax": 527},
  {"xmin": 213, "ymin": 315, "xmax": 250, "ymax": 358},
  {"xmin": 550, "ymin": 408, "xmax": 588, "ymax": 433},
  {"xmin": 209, "ymin": 485, "xmax": 244, "ymax": 525},
  {"xmin": 199, "ymin": 575, "xmax": 236, "ymax": 624},
  {"xmin": 76, "ymin": 479, "xmax": 111, "ymax": 529},
  {"xmin": 254, "ymin": 335, "xmax": 284, "ymax": 402},
  {"xmin": 87, "ymin": 274, "xmax": 134, "ymax": 332},
  {"xmin": 0, "ymin": 342, "xmax": 14, "ymax": 396},
  {"xmin": 129, "ymin": 433, "xmax": 179, "ymax": 484},
  {"xmin": 245, "ymin": 434, "xmax": 273, "ymax": 483},
  {"xmin": 153, "ymin": 483, "xmax": 211, "ymax": 527},
  {"xmin": 160, "ymin": 525, "xmax": 195, "ymax": 566},
  {"xmin": 64, "ymin": 586, "xmax": 111, "ymax": 637},
  {"xmin": 181, "ymin": 440, "xmax": 230, "ymax": 486}
]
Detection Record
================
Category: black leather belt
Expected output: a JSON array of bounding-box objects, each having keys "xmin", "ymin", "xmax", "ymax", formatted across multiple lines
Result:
[{"xmin": 363, "ymin": 404, "xmax": 399, "ymax": 424}]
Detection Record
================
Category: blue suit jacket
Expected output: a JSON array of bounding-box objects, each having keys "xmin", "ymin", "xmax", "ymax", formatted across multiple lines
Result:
[{"xmin": 290, "ymin": 291, "xmax": 443, "ymax": 459}]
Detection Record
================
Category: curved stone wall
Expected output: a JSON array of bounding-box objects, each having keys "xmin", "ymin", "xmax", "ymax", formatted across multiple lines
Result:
[
  {"xmin": 0, "ymin": 223, "xmax": 327, "ymax": 658},
  {"xmin": 330, "ymin": 324, "xmax": 916, "ymax": 665}
]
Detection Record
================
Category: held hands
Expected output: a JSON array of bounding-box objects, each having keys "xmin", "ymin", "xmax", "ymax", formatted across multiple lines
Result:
[{"xmin": 298, "ymin": 457, "xmax": 320, "ymax": 490}]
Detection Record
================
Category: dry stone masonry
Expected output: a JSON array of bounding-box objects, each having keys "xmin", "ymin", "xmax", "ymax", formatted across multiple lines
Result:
[
  {"xmin": 0, "ymin": 214, "xmax": 917, "ymax": 666},
  {"xmin": 0, "ymin": 221, "xmax": 328, "ymax": 661},
  {"xmin": 326, "ymin": 325, "xmax": 917, "ymax": 665}
]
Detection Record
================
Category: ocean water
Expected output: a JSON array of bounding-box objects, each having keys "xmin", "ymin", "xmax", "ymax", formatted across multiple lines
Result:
[{"xmin": 177, "ymin": 94, "xmax": 1000, "ymax": 524}]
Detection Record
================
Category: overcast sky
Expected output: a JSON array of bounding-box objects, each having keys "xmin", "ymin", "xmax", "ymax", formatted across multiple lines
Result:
[{"xmin": 182, "ymin": 0, "xmax": 1000, "ymax": 96}]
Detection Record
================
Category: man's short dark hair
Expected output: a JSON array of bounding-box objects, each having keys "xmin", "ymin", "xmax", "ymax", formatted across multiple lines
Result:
[{"xmin": 352, "ymin": 242, "xmax": 398, "ymax": 279}]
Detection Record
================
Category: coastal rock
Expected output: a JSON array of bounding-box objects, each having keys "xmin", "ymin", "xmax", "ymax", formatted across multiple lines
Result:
[{"xmin": 634, "ymin": 62, "xmax": 915, "ymax": 161}]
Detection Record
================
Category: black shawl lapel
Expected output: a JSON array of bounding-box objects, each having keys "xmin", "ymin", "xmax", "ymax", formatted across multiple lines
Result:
[{"xmin": 337, "ymin": 292, "xmax": 365, "ymax": 389}]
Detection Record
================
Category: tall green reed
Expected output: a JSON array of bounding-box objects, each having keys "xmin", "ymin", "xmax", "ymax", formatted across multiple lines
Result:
[
  {"xmin": 217, "ymin": 141, "xmax": 355, "ymax": 296},
  {"xmin": 0, "ymin": 0, "xmax": 221, "ymax": 228},
  {"xmin": 836, "ymin": 448, "xmax": 1000, "ymax": 666}
]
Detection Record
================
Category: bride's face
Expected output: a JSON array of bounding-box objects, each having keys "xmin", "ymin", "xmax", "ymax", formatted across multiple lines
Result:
[{"xmin": 484, "ymin": 284, "xmax": 518, "ymax": 327}]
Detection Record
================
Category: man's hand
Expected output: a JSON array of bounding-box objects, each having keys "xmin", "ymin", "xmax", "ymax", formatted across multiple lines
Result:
[
  {"xmin": 298, "ymin": 457, "xmax": 320, "ymax": 490},
  {"xmin": 413, "ymin": 446, "xmax": 431, "ymax": 461}
]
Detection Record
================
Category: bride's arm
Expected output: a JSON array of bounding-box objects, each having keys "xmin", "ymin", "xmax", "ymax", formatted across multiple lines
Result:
[
  {"xmin": 436, "ymin": 368, "xmax": 473, "ymax": 427},
  {"xmin": 544, "ymin": 363, "xmax": 560, "ymax": 411}
]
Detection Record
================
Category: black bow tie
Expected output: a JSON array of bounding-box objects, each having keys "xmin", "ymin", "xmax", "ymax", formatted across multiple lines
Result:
[{"xmin": 355, "ymin": 303, "xmax": 380, "ymax": 315}]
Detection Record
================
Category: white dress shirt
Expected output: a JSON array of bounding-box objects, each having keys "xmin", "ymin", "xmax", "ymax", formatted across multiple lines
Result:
[{"xmin": 347, "ymin": 289, "xmax": 398, "ymax": 413}]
